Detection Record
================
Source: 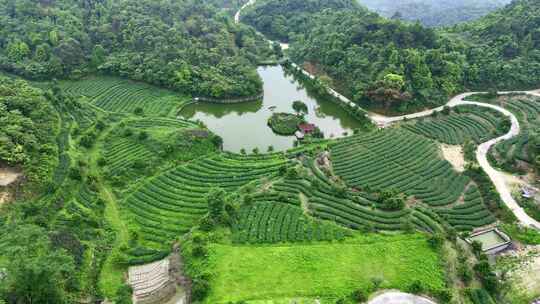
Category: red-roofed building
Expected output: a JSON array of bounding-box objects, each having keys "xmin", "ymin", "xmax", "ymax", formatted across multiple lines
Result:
[{"xmin": 298, "ymin": 123, "xmax": 316, "ymax": 134}]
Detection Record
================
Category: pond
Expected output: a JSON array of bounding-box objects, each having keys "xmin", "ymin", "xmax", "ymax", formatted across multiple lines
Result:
[
  {"xmin": 179, "ymin": 65, "xmax": 362, "ymax": 152},
  {"xmin": 469, "ymin": 229, "xmax": 510, "ymax": 251}
]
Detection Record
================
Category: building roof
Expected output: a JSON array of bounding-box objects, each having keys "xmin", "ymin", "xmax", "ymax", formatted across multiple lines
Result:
[{"xmin": 298, "ymin": 123, "xmax": 316, "ymax": 133}]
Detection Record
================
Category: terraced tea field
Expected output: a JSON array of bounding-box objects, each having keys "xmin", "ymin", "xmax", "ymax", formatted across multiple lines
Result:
[
  {"xmin": 101, "ymin": 117, "xmax": 200, "ymax": 180},
  {"xmin": 124, "ymin": 154, "xmax": 288, "ymax": 247},
  {"xmin": 329, "ymin": 128, "xmax": 500, "ymax": 231},
  {"xmin": 485, "ymin": 96, "xmax": 540, "ymax": 172},
  {"xmin": 403, "ymin": 105, "xmax": 510, "ymax": 145},
  {"xmin": 331, "ymin": 129, "xmax": 470, "ymax": 206},
  {"xmin": 61, "ymin": 77, "xmax": 185, "ymax": 115},
  {"xmin": 233, "ymin": 202, "xmax": 348, "ymax": 243}
]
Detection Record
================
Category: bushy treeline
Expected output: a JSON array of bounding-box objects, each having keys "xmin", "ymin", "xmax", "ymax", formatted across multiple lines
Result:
[
  {"xmin": 357, "ymin": 0, "xmax": 511, "ymax": 27},
  {"xmin": 0, "ymin": 0, "xmax": 270, "ymax": 98},
  {"xmin": 244, "ymin": 0, "xmax": 540, "ymax": 113}
]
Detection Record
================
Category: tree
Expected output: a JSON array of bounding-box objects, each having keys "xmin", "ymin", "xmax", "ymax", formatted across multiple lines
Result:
[
  {"xmin": 292, "ymin": 100, "xmax": 308, "ymax": 115},
  {"xmin": 471, "ymin": 240, "xmax": 483, "ymax": 256},
  {"xmin": 378, "ymin": 189, "xmax": 406, "ymax": 211},
  {"xmin": 366, "ymin": 74, "xmax": 411, "ymax": 110},
  {"xmin": 428, "ymin": 233, "xmax": 445, "ymax": 249},
  {"xmin": 1, "ymin": 225, "xmax": 77, "ymax": 304},
  {"xmin": 91, "ymin": 44, "xmax": 106, "ymax": 68},
  {"xmin": 207, "ymin": 188, "xmax": 226, "ymax": 223}
]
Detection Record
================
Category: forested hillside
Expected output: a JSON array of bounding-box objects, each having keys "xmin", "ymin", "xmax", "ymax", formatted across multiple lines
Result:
[
  {"xmin": 357, "ymin": 0, "xmax": 511, "ymax": 27},
  {"xmin": 0, "ymin": 0, "xmax": 270, "ymax": 99},
  {"xmin": 242, "ymin": 0, "xmax": 359, "ymax": 42},
  {"xmin": 244, "ymin": 0, "xmax": 467, "ymax": 112},
  {"xmin": 243, "ymin": 0, "xmax": 540, "ymax": 113},
  {"xmin": 0, "ymin": 76, "xmax": 59, "ymax": 185},
  {"xmin": 454, "ymin": 0, "xmax": 540, "ymax": 89}
]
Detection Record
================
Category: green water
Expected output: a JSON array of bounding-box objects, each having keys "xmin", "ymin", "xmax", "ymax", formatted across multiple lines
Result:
[{"xmin": 180, "ymin": 65, "xmax": 362, "ymax": 152}]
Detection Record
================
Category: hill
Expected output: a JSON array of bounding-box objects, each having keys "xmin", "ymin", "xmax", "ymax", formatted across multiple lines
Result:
[
  {"xmin": 243, "ymin": 0, "xmax": 540, "ymax": 113},
  {"xmin": 0, "ymin": 0, "xmax": 270, "ymax": 99},
  {"xmin": 244, "ymin": 0, "xmax": 467, "ymax": 112},
  {"xmin": 357, "ymin": 0, "xmax": 511, "ymax": 27},
  {"xmin": 453, "ymin": 0, "xmax": 540, "ymax": 89}
]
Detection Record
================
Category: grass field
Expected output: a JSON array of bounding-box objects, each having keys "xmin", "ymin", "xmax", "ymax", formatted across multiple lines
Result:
[{"xmin": 205, "ymin": 234, "xmax": 445, "ymax": 303}]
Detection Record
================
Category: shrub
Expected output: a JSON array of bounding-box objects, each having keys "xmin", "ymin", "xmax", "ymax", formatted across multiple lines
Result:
[
  {"xmin": 352, "ymin": 289, "xmax": 368, "ymax": 302},
  {"xmin": 113, "ymin": 284, "xmax": 133, "ymax": 304},
  {"xmin": 442, "ymin": 106, "xmax": 451, "ymax": 115},
  {"xmin": 471, "ymin": 240, "xmax": 483, "ymax": 257},
  {"xmin": 97, "ymin": 157, "xmax": 107, "ymax": 167},
  {"xmin": 428, "ymin": 233, "xmax": 444, "ymax": 249},
  {"xmin": 137, "ymin": 131, "xmax": 148, "ymax": 141},
  {"xmin": 407, "ymin": 280, "xmax": 425, "ymax": 294},
  {"xmin": 68, "ymin": 167, "xmax": 82, "ymax": 181},
  {"xmin": 191, "ymin": 278, "xmax": 210, "ymax": 301},
  {"xmin": 134, "ymin": 107, "xmax": 144, "ymax": 115}
]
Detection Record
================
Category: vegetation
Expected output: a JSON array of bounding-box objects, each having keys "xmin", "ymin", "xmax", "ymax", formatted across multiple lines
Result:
[
  {"xmin": 244, "ymin": 0, "xmax": 540, "ymax": 113},
  {"xmin": 203, "ymin": 234, "xmax": 445, "ymax": 303},
  {"xmin": 474, "ymin": 94, "xmax": 540, "ymax": 174},
  {"xmin": 122, "ymin": 153, "xmax": 287, "ymax": 253},
  {"xmin": 1, "ymin": 1, "xmax": 539, "ymax": 303},
  {"xmin": 0, "ymin": 76, "xmax": 59, "ymax": 185},
  {"xmin": 357, "ymin": 0, "xmax": 511, "ymax": 27},
  {"xmin": 0, "ymin": 0, "xmax": 271, "ymax": 99},
  {"xmin": 403, "ymin": 105, "xmax": 511, "ymax": 145},
  {"xmin": 233, "ymin": 202, "xmax": 348, "ymax": 243},
  {"xmin": 267, "ymin": 112, "xmax": 304, "ymax": 135},
  {"xmin": 60, "ymin": 77, "xmax": 185, "ymax": 115}
]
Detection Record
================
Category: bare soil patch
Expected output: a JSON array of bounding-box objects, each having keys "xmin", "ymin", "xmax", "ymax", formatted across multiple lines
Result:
[
  {"xmin": 0, "ymin": 166, "xmax": 22, "ymax": 186},
  {"xmin": 440, "ymin": 144, "xmax": 466, "ymax": 172},
  {"xmin": 0, "ymin": 191, "xmax": 11, "ymax": 206}
]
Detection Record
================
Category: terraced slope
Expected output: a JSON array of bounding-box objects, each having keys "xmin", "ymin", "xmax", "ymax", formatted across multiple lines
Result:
[
  {"xmin": 488, "ymin": 97, "xmax": 540, "ymax": 172},
  {"xmin": 124, "ymin": 154, "xmax": 288, "ymax": 247},
  {"xmin": 403, "ymin": 105, "xmax": 509, "ymax": 145},
  {"xmin": 233, "ymin": 202, "xmax": 348, "ymax": 243},
  {"xmin": 101, "ymin": 117, "xmax": 203, "ymax": 182},
  {"xmin": 331, "ymin": 129, "xmax": 470, "ymax": 207},
  {"xmin": 436, "ymin": 185, "xmax": 496, "ymax": 231},
  {"xmin": 61, "ymin": 77, "xmax": 184, "ymax": 115}
]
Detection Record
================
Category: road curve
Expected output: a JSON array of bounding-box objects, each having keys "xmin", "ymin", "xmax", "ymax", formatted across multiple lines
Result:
[
  {"xmin": 234, "ymin": 2, "xmax": 540, "ymax": 230},
  {"xmin": 368, "ymin": 291, "xmax": 438, "ymax": 304},
  {"xmin": 371, "ymin": 91, "xmax": 540, "ymax": 230}
]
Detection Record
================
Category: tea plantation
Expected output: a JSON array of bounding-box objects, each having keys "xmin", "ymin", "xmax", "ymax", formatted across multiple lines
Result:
[{"xmin": 1, "ymin": 74, "xmax": 529, "ymax": 304}]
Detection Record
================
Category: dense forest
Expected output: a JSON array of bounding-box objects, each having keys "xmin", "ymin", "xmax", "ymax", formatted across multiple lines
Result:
[
  {"xmin": 0, "ymin": 0, "xmax": 271, "ymax": 99},
  {"xmin": 0, "ymin": 76, "xmax": 59, "ymax": 185},
  {"xmin": 454, "ymin": 0, "xmax": 540, "ymax": 89},
  {"xmin": 243, "ymin": 0, "xmax": 540, "ymax": 112},
  {"xmin": 357, "ymin": 0, "xmax": 511, "ymax": 27}
]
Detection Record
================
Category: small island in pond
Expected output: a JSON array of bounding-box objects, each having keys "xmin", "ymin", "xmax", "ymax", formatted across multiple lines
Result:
[
  {"xmin": 268, "ymin": 112, "xmax": 322, "ymax": 139},
  {"xmin": 268, "ymin": 113, "xmax": 303, "ymax": 135}
]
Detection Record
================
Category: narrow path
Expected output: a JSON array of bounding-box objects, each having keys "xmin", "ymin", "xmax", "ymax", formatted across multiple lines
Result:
[{"xmin": 89, "ymin": 121, "xmax": 131, "ymax": 297}]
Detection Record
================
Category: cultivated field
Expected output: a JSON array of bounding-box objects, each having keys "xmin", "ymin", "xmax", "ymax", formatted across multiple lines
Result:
[
  {"xmin": 61, "ymin": 76, "xmax": 186, "ymax": 115},
  {"xmin": 205, "ymin": 234, "xmax": 445, "ymax": 303}
]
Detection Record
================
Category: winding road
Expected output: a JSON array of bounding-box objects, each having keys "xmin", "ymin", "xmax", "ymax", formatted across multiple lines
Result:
[{"xmin": 234, "ymin": 1, "xmax": 540, "ymax": 230}]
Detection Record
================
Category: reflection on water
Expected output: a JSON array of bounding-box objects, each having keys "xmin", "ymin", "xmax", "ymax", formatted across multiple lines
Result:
[{"xmin": 180, "ymin": 65, "xmax": 362, "ymax": 152}]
